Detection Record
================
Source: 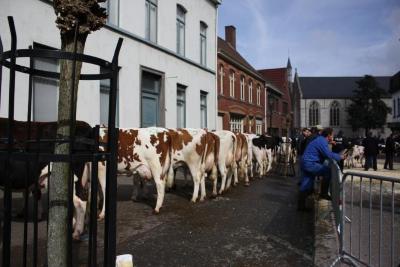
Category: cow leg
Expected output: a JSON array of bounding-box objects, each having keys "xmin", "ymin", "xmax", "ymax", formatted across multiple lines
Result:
[
  {"xmin": 153, "ymin": 173, "xmax": 166, "ymax": 214},
  {"xmin": 209, "ymin": 165, "xmax": 218, "ymax": 197},
  {"xmin": 190, "ymin": 167, "xmax": 202, "ymax": 203},
  {"xmin": 97, "ymin": 163, "xmax": 106, "ymax": 221},
  {"xmin": 218, "ymin": 165, "xmax": 227, "ymax": 194},
  {"xmin": 199, "ymin": 173, "xmax": 206, "ymax": 202},
  {"xmin": 72, "ymin": 193, "xmax": 87, "ymax": 240},
  {"xmin": 266, "ymin": 149, "xmax": 273, "ymax": 173}
]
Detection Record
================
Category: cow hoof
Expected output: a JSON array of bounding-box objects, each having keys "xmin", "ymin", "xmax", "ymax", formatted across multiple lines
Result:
[
  {"xmin": 199, "ymin": 197, "xmax": 205, "ymax": 202},
  {"xmin": 97, "ymin": 213, "xmax": 105, "ymax": 221},
  {"xmin": 244, "ymin": 182, "xmax": 250, "ymax": 187},
  {"xmin": 211, "ymin": 193, "xmax": 217, "ymax": 199}
]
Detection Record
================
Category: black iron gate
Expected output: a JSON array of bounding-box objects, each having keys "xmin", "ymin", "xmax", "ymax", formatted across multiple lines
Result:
[{"xmin": 0, "ymin": 17, "xmax": 122, "ymax": 266}]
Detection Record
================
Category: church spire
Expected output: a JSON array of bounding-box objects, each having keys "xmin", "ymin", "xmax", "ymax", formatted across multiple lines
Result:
[{"xmin": 287, "ymin": 57, "xmax": 292, "ymax": 69}]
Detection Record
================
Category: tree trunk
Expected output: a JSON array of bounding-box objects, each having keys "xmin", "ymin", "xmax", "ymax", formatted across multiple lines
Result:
[{"xmin": 47, "ymin": 33, "xmax": 87, "ymax": 267}]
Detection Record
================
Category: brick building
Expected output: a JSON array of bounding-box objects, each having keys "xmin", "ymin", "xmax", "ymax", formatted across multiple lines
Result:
[
  {"xmin": 258, "ymin": 59, "xmax": 293, "ymax": 136},
  {"xmin": 217, "ymin": 26, "xmax": 267, "ymax": 134}
]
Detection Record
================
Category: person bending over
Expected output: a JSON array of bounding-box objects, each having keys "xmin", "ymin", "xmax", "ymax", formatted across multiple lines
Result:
[{"xmin": 298, "ymin": 127, "xmax": 344, "ymax": 211}]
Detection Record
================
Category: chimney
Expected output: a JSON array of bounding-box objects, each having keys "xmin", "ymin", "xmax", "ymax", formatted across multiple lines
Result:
[{"xmin": 225, "ymin": 25, "xmax": 236, "ymax": 49}]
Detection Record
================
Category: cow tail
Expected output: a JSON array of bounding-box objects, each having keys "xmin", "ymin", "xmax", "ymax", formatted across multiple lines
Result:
[{"xmin": 214, "ymin": 134, "xmax": 220, "ymax": 165}]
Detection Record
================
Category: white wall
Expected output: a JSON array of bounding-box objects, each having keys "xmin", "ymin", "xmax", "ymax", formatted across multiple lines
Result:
[{"xmin": 1, "ymin": 0, "xmax": 218, "ymax": 129}]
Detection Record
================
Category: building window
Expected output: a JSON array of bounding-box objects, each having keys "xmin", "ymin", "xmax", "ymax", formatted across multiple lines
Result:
[
  {"xmin": 145, "ymin": 0, "xmax": 157, "ymax": 42},
  {"xmin": 176, "ymin": 4, "xmax": 186, "ymax": 56},
  {"xmin": 283, "ymin": 102, "xmax": 288, "ymax": 114},
  {"xmin": 200, "ymin": 22, "xmax": 207, "ymax": 66},
  {"xmin": 230, "ymin": 115, "xmax": 243, "ymax": 133},
  {"xmin": 229, "ymin": 70, "xmax": 235, "ymax": 97},
  {"xmin": 309, "ymin": 101, "xmax": 320, "ymax": 126},
  {"xmin": 393, "ymin": 99, "xmax": 396, "ymax": 118},
  {"xmin": 32, "ymin": 44, "xmax": 59, "ymax": 122},
  {"xmin": 141, "ymin": 71, "xmax": 162, "ymax": 127},
  {"xmin": 330, "ymin": 101, "xmax": 340, "ymax": 126},
  {"xmin": 256, "ymin": 119, "xmax": 262, "ymax": 135},
  {"xmin": 240, "ymin": 76, "xmax": 245, "ymax": 101},
  {"xmin": 177, "ymin": 85, "xmax": 186, "ymax": 128},
  {"xmin": 398, "ymin": 97, "xmax": 400, "ymax": 118},
  {"xmin": 219, "ymin": 65, "xmax": 224, "ymax": 95},
  {"xmin": 200, "ymin": 91, "xmax": 207, "ymax": 128},
  {"xmin": 256, "ymin": 85, "xmax": 261, "ymax": 105},
  {"xmin": 101, "ymin": 0, "xmax": 120, "ymax": 26},
  {"xmin": 100, "ymin": 67, "xmax": 119, "ymax": 126},
  {"xmin": 248, "ymin": 81, "xmax": 253, "ymax": 103}
]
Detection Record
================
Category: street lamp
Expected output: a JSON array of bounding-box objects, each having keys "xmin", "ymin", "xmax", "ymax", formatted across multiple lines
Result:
[{"xmin": 268, "ymin": 96, "xmax": 274, "ymax": 135}]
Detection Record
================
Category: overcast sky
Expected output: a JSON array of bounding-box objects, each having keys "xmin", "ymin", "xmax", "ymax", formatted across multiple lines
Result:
[{"xmin": 218, "ymin": 0, "xmax": 400, "ymax": 77}]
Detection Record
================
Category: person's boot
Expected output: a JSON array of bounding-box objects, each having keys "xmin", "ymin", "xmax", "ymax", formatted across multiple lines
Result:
[{"xmin": 320, "ymin": 178, "xmax": 332, "ymax": 200}]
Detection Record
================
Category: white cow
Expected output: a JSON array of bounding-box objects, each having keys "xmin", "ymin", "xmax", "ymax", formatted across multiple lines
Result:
[
  {"xmin": 214, "ymin": 130, "xmax": 237, "ymax": 194},
  {"xmin": 166, "ymin": 128, "xmax": 210, "ymax": 202},
  {"xmin": 98, "ymin": 127, "xmax": 171, "ymax": 217}
]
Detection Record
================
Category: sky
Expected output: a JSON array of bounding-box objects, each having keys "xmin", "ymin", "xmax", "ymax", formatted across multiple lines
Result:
[{"xmin": 218, "ymin": 0, "xmax": 400, "ymax": 77}]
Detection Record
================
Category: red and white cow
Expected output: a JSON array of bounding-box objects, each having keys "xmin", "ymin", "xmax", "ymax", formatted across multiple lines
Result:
[
  {"xmin": 214, "ymin": 130, "xmax": 237, "ymax": 194},
  {"xmin": 201, "ymin": 131, "xmax": 220, "ymax": 197},
  {"xmin": 98, "ymin": 127, "xmax": 171, "ymax": 217},
  {"xmin": 166, "ymin": 128, "xmax": 211, "ymax": 202}
]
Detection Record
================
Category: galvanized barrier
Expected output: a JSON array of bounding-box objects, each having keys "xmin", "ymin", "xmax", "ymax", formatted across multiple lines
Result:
[{"xmin": 330, "ymin": 161, "xmax": 399, "ymax": 267}]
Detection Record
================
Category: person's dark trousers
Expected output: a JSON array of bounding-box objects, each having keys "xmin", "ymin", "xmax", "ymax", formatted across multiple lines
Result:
[
  {"xmin": 372, "ymin": 155, "xmax": 377, "ymax": 170},
  {"xmin": 384, "ymin": 152, "xmax": 394, "ymax": 170},
  {"xmin": 364, "ymin": 155, "xmax": 377, "ymax": 170}
]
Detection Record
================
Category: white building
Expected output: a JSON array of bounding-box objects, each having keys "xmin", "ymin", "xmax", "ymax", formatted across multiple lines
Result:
[
  {"xmin": 298, "ymin": 76, "xmax": 392, "ymax": 138},
  {"xmin": 389, "ymin": 71, "xmax": 400, "ymax": 133},
  {"xmin": 1, "ymin": 0, "xmax": 221, "ymax": 129}
]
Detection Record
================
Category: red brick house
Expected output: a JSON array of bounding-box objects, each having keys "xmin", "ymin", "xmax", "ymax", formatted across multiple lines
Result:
[
  {"xmin": 217, "ymin": 26, "xmax": 267, "ymax": 134},
  {"xmin": 258, "ymin": 59, "xmax": 293, "ymax": 136}
]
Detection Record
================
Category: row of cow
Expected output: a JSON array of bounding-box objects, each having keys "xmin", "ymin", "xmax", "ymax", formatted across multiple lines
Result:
[
  {"xmin": 95, "ymin": 127, "xmax": 279, "ymax": 217},
  {"xmin": 0, "ymin": 118, "xmax": 288, "ymax": 239}
]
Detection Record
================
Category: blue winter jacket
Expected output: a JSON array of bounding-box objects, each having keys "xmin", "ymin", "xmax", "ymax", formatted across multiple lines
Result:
[{"xmin": 302, "ymin": 135, "xmax": 341, "ymax": 164}]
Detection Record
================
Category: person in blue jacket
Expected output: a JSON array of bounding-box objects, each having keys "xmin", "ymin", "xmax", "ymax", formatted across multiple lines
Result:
[{"xmin": 298, "ymin": 127, "xmax": 344, "ymax": 211}]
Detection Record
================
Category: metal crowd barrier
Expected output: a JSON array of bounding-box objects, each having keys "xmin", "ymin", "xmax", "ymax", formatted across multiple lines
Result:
[{"xmin": 330, "ymin": 161, "xmax": 399, "ymax": 267}]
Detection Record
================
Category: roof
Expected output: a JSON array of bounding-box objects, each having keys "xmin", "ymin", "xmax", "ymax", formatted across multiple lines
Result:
[
  {"xmin": 299, "ymin": 76, "xmax": 391, "ymax": 99},
  {"xmin": 258, "ymin": 68, "xmax": 287, "ymax": 91},
  {"xmin": 390, "ymin": 71, "xmax": 400, "ymax": 94},
  {"xmin": 218, "ymin": 37, "xmax": 265, "ymax": 82}
]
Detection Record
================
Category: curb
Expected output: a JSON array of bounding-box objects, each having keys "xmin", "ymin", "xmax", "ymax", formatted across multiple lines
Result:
[{"xmin": 314, "ymin": 198, "xmax": 341, "ymax": 267}]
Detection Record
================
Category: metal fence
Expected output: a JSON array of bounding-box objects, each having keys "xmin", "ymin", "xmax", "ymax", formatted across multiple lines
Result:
[
  {"xmin": 0, "ymin": 17, "xmax": 122, "ymax": 266},
  {"xmin": 330, "ymin": 161, "xmax": 399, "ymax": 267}
]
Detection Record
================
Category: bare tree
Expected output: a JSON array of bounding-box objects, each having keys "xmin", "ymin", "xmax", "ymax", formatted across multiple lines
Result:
[{"xmin": 48, "ymin": 1, "xmax": 106, "ymax": 266}]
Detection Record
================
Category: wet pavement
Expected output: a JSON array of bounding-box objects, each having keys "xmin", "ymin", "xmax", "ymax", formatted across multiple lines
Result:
[
  {"xmin": 2, "ymin": 170, "xmax": 315, "ymax": 266},
  {"xmin": 112, "ymin": 172, "xmax": 314, "ymax": 267}
]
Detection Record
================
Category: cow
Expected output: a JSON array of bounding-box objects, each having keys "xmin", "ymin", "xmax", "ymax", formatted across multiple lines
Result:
[
  {"xmin": 244, "ymin": 133, "xmax": 256, "ymax": 179},
  {"xmin": 344, "ymin": 144, "xmax": 365, "ymax": 168},
  {"xmin": 166, "ymin": 128, "xmax": 211, "ymax": 203},
  {"xmin": 38, "ymin": 163, "xmax": 90, "ymax": 240},
  {"xmin": 97, "ymin": 127, "xmax": 171, "ymax": 217},
  {"xmin": 252, "ymin": 134, "xmax": 276, "ymax": 175},
  {"xmin": 0, "ymin": 118, "xmax": 93, "ymax": 216},
  {"xmin": 213, "ymin": 130, "xmax": 237, "ymax": 194}
]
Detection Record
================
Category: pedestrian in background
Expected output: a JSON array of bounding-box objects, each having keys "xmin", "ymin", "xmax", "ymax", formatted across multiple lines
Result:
[
  {"xmin": 332, "ymin": 130, "xmax": 346, "ymax": 171},
  {"xmin": 298, "ymin": 127, "xmax": 344, "ymax": 211},
  {"xmin": 362, "ymin": 132, "xmax": 379, "ymax": 171},
  {"xmin": 384, "ymin": 133, "xmax": 395, "ymax": 170}
]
